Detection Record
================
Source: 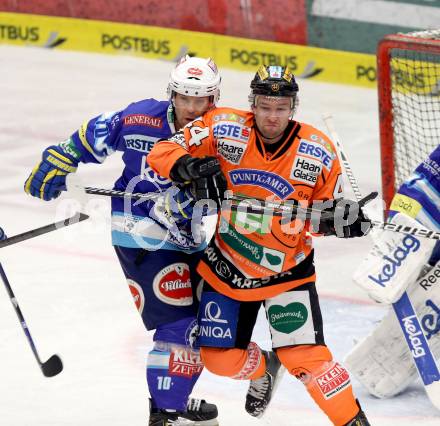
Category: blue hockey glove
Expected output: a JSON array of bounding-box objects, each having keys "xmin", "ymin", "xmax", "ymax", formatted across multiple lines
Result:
[
  {"xmin": 24, "ymin": 141, "xmax": 80, "ymax": 201},
  {"xmin": 0, "ymin": 227, "xmax": 6, "ymax": 241},
  {"xmin": 164, "ymin": 185, "xmax": 197, "ymax": 222},
  {"xmin": 150, "ymin": 185, "xmax": 195, "ymax": 227}
]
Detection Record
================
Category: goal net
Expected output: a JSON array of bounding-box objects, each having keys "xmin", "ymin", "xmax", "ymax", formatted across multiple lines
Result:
[{"xmin": 377, "ymin": 29, "xmax": 440, "ymax": 209}]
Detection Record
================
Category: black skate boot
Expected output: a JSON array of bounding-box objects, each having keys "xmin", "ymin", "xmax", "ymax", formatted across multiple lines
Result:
[
  {"xmin": 245, "ymin": 350, "xmax": 285, "ymax": 418},
  {"xmin": 149, "ymin": 398, "xmax": 218, "ymax": 426},
  {"xmin": 344, "ymin": 400, "xmax": 371, "ymax": 426},
  {"xmin": 182, "ymin": 398, "xmax": 218, "ymax": 425}
]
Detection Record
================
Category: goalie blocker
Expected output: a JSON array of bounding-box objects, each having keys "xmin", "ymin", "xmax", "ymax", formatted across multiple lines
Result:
[{"xmin": 353, "ymin": 212, "xmax": 436, "ymax": 304}]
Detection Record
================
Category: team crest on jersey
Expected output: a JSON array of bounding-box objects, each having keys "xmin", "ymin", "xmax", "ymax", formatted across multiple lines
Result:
[
  {"xmin": 229, "ymin": 169, "xmax": 294, "ymax": 199},
  {"xmin": 270, "ymin": 216, "xmax": 302, "ymax": 249},
  {"xmin": 217, "ymin": 139, "xmax": 247, "ymax": 164}
]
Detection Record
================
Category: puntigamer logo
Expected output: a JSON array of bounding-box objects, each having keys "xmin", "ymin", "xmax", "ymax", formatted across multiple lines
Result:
[{"xmin": 229, "ymin": 169, "xmax": 294, "ymax": 199}]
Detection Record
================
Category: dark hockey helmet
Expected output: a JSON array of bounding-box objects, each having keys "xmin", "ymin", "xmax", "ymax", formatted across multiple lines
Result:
[{"xmin": 249, "ymin": 65, "xmax": 299, "ymax": 102}]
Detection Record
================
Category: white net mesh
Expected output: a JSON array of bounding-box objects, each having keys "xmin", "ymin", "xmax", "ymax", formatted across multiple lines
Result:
[{"xmin": 389, "ymin": 30, "xmax": 440, "ymax": 189}]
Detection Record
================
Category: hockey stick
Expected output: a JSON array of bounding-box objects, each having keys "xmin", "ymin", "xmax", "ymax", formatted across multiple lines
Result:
[
  {"xmin": 82, "ymin": 185, "xmax": 331, "ymax": 219},
  {"xmin": 84, "ymin": 186, "xmax": 377, "ymax": 220},
  {"xmin": 0, "ymin": 262, "xmax": 63, "ymax": 377},
  {"xmin": 83, "ymin": 186, "xmax": 440, "ymax": 240},
  {"xmin": 0, "ymin": 213, "xmax": 89, "ymax": 249},
  {"xmin": 322, "ymin": 113, "xmax": 363, "ymax": 202},
  {"xmin": 323, "ymin": 113, "xmax": 440, "ymax": 408}
]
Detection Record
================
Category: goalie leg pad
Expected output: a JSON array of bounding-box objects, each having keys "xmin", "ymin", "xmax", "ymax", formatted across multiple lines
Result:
[
  {"xmin": 345, "ymin": 261, "xmax": 440, "ymax": 398},
  {"xmin": 277, "ymin": 345, "xmax": 359, "ymax": 426}
]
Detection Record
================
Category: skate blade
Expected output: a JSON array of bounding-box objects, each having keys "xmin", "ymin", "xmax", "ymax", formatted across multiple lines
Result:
[{"xmin": 255, "ymin": 365, "xmax": 286, "ymax": 419}]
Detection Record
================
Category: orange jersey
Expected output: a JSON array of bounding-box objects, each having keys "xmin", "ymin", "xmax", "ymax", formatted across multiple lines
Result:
[{"xmin": 148, "ymin": 107, "xmax": 343, "ymax": 300}]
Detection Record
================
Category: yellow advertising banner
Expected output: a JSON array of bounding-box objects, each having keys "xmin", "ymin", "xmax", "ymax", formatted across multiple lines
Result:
[{"xmin": 0, "ymin": 12, "xmax": 378, "ymax": 88}]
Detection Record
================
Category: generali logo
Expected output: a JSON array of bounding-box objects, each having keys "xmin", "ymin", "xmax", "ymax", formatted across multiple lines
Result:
[{"xmin": 123, "ymin": 114, "xmax": 163, "ymax": 128}]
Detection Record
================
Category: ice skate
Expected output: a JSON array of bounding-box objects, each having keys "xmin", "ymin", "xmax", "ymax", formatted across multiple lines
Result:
[
  {"xmin": 245, "ymin": 350, "xmax": 285, "ymax": 418},
  {"xmin": 344, "ymin": 400, "xmax": 371, "ymax": 426},
  {"xmin": 149, "ymin": 398, "xmax": 218, "ymax": 426}
]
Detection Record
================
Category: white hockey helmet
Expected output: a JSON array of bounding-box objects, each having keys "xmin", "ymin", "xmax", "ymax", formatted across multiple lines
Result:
[{"xmin": 167, "ymin": 55, "xmax": 221, "ymax": 104}]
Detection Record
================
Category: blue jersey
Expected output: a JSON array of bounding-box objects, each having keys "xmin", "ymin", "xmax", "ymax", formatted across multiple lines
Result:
[
  {"xmin": 68, "ymin": 98, "xmax": 205, "ymax": 252},
  {"xmin": 389, "ymin": 145, "xmax": 440, "ymax": 264},
  {"xmin": 389, "ymin": 145, "xmax": 440, "ymax": 230}
]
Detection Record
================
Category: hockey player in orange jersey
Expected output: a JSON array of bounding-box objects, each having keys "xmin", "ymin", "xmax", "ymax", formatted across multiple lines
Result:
[{"xmin": 148, "ymin": 65, "xmax": 372, "ymax": 425}]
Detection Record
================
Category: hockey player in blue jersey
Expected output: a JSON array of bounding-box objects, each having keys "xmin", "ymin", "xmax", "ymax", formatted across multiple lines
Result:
[
  {"xmin": 24, "ymin": 56, "xmax": 223, "ymax": 426},
  {"xmin": 347, "ymin": 145, "xmax": 440, "ymax": 399}
]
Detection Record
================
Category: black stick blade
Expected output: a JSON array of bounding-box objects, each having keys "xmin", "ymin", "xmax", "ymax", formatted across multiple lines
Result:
[{"xmin": 41, "ymin": 355, "xmax": 63, "ymax": 377}]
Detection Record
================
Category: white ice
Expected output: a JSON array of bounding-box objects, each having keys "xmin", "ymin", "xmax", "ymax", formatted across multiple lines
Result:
[{"xmin": 0, "ymin": 45, "xmax": 439, "ymax": 425}]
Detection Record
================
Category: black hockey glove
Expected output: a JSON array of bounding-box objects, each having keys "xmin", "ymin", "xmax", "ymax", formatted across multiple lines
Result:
[
  {"xmin": 315, "ymin": 192, "xmax": 377, "ymax": 238},
  {"xmin": 170, "ymin": 155, "xmax": 227, "ymax": 206}
]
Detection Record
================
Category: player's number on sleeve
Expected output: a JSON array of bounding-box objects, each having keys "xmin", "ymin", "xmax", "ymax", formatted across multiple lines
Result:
[
  {"xmin": 188, "ymin": 126, "xmax": 209, "ymax": 147},
  {"xmin": 157, "ymin": 376, "xmax": 172, "ymax": 390},
  {"xmin": 333, "ymin": 174, "xmax": 344, "ymax": 198}
]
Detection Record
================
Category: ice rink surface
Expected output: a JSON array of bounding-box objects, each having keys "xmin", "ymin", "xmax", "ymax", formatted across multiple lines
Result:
[{"xmin": 0, "ymin": 45, "xmax": 439, "ymax": 425}]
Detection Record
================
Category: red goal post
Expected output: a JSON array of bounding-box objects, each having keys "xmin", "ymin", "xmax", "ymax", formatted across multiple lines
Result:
[{"xmin": 377, "ymin": 30, "xmax": 440, "ymax": 210}]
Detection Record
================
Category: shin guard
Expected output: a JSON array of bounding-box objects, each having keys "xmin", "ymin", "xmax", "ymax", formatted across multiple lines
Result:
[
  {"xmin": 147, "ymin": 341, "xmax": 204, "ymax": 411},
  {"xmin": 277, "ymin": 345, "xmax": 359, "ymax": 425},
  {"xmin": 147, "ymin": 317, "xmax": 203, "ymax": 411}
]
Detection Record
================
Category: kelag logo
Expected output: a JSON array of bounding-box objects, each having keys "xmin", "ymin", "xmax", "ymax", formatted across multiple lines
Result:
[
  {"xmin": 401, "ymin": 314, "xmax": 426, "ymax": 358},
  {"xmin": 421, "ymin": 299, "xmax": 440, "ymax": 340},
  {"xmin": 368, "ymin": 234, "xmax": 420, "ymax": 287}
]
